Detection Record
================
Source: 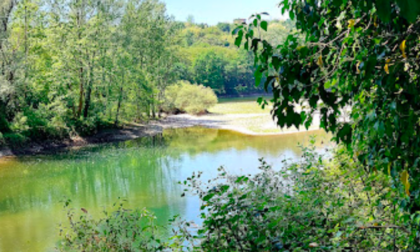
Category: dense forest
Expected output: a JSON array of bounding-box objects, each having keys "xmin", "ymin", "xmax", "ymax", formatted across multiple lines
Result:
[{"xmin": 0, "ymin": 0, "xmax": 293, "ymax": 144}]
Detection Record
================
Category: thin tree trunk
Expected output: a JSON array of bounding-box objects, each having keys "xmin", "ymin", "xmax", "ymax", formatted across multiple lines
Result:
[
  {"xmin": 77, "ymin": 66, "xmax": 84, "ymax": 117},
  {"xmin": 76, "ymin": 0, "xmax": 85, "ymax": 118},
  {"xmin": 83, "ymin": 53, "xmax": 95, "ymax": 118},
  {"xmin": 83, "ymin": 81, "xmax": 92, "ymax": 118},
  {"xmin": 115, "ymin": 86, "xmax": 123, "ymax": 125},
  {"xmin": 115, "ymin": 72, "xmax": 124, "ymax": 125},
  {"xmin": 152, "ymin": 106, "xmax": 156, "ymax": 118}
]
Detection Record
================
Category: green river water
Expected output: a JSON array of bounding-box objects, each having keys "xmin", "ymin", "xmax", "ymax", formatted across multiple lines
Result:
[{"xmin": 0, "ymin": 127, "xmax": 330, "ymax": 252}]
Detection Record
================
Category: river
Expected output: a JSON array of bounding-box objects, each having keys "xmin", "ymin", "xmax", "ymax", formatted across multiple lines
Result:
[{"xmin": 0, "ymin": 127, "xmax": 330, "ymax": 251}]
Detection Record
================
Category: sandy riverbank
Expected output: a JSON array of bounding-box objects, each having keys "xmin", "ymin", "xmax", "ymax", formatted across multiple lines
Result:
[{"xmin": 157, "ymin": 113, "xmax": 320, "ymax": 136}]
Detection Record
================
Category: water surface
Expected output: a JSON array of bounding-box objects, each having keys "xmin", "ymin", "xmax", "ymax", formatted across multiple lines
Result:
[{"xmin": 0, "ymin": 127, "xmax": 330, "ymax": 252}]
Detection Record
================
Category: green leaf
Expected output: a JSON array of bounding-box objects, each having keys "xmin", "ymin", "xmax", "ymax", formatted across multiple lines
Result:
[
  {"xmin": 272, "ymin": 56, "xmax": 280, "ymax": 71},
  {"xmin": 396, "ymin": 0, "xmax": 420, "ymax": 23},
  {"xmin": 337, "ymin": 123, "xmax": 352, "ymax": 145},
  {"xmin": 220, "ymin": 185, "xmax": 230, "ymax": 193},
  {"xmin": 203, "ymin": 193, "xmax": 215, "ymax": 202},
  {"xmin": 261, "ymin": 21, "xmax": 268, "ymax": 31},
  {"xmin": 255, "ymin": 66, "xmax": 263, "ymax": 87},
  {"xmin": 289, "ymin": 10, "xmax": 295, "ymax": 20},
  {"xmin": 251, "ymin": 38, "xmax": 260, "ymax": 52},
  {"xmin": 375, "ymin": 0, "xmax": 392, "ymax": 23},
  {"xmin": 234, "ymin": 30, "xmax": 243, "ymax": 47}
]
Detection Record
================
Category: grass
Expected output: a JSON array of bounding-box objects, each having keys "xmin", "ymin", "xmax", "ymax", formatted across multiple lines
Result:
[
  {"xmin": 206, "ymin": 97, "xmax": 319, "ymax": 134},
  {"xmin": 209, "ymin": 99, "xmax": 273, "ymax": 115},
  {"xmin": 217, "ymin": 95, "xmax": 272, "ymax": 103}
]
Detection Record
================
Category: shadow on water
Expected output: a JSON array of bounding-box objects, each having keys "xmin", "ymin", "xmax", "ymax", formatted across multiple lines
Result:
[{"xmin": 0, "ymin": 127, "xmax": 331, "ymax": 252}]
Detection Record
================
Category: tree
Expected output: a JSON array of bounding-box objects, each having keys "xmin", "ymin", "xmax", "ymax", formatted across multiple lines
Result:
[
  {"xmin": 0, "ymin": 0, "xmax": 181, "ymax": 141},
  {"xmin": 235, "ymin": 0, "xmax": 420, "ymax": 213},
  {"xmin": 193, "ymin": 50, "xmax": 226, "ymax": 93},
  {"xmin": 216, "ymin": 22, "xmax": 231, "ymax": 33},
  {"xmin": 224, "ymin": 50, "xmax": 256, "ymax": 95}
]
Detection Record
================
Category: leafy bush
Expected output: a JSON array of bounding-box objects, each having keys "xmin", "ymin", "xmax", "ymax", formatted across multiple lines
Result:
[
  {"xmin": 57, "ymin": 199, "xmax": 169, "ymax": 252},
  {"xmin": 10, "ymin": 112, "xmax": 30, "ymax": 133},
  {"xmin": 9, "ymin": 104, "xmax": 69, "ymax": 141},
  {"xmin": 72, "ymin": 116, "xmax": 106, "ymax": 137},
  {"xmin": 0, "ymin": 132, "xmax": 5, "ymax": 147},
  {"xmin": 164, "ymin": 81, "xmax": 218, "ymax": 115},
  {"xmin": 59, "ymin": 143, "xmax": 416, "ymax": 251},
  {"xmin": 3, "ymin": 133, "xmax": 27, "ymax": 147}
]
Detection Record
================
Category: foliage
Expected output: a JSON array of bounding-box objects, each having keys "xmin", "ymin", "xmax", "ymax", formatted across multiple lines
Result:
[
  {"xmin": 57, "ymin": 199, "xmax": 169, "ymax": 252},
  {"xmin": 164, "ymin": 81, "xmax": 217, "ymax": 115},
  {"xmin": 2, "ymin": 133, "xmax": 27, "ymax": 147},
  {"xmin": 216, "ymin": 22, "xmax": 232, "ymax": 33},
  {"xmin": 176, "ymin": 19, "xmax": 293, "ymax": 96},
  {"xmin": 234, "ymin": 1, "xmax": 420, "ymax": 215},
  {"xmin": 0, "ymin": 132, "xmax": 4, "ymax": 146},
  {"xmin": 193, "ymin": 50, "xmax": 226, "ymax": 93},
  {"xmin": 0, "ymin": 0, "xmax": 294, "ymax": 144},
  {"xmin": 175, "ymin": 144, "xmax": 415, "ymax": 251},
  {"xmin": 59, "ymin": 143, "xmax": 417, "ymax": 251},
  {"xmin": 0, "ymin": 0, "xmax": 178, "ymax": 142}
]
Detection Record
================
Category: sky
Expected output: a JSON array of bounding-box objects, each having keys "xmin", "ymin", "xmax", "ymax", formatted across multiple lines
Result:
[{"xmin": 162, "ymin": 0, "xmax": 287, "ymax": 25}]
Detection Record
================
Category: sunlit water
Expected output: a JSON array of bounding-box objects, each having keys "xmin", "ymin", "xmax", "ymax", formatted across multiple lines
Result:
[{"xmin": 0, "ymin": 127, "xmax": 330, "ymax": 252}]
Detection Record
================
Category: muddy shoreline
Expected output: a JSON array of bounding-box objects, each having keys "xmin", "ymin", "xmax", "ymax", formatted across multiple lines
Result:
[
  {"xmin": 0, "ymin": 124, "xmax": 164, "ymax": 158},
  {"xmin": 0, "ymin": 113, "xmax": 321, "ymax": 158}
]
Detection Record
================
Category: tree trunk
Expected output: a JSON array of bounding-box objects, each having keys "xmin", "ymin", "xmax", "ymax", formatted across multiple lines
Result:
[
  {"xmin": 0, "ymin": 101, "xmax": 10, "ymax": 133},
  {"xmin": 83, "ymin": 83, "xmax": 92, "ymax": 118},
  {"xmin": 77, "ymin": 66, "xmax": 84, "ymax": 117},
  {"xmin": 76, "ymin": 0, "xmax": 85, "ymax": 118},
  {"xmin": 83, "ymin": 56, "xmax": 94, "ymax": 118},
  {"xmin": 115, "ymin": 72, "xmax": 124, "ymax": 125},
  {"xmin": 115, "ymin": 86, "xmax": 123, "ymax": 125},
  {"xmin": 151, "ymin": 104, "xmax": 156, "ymax": 118}
]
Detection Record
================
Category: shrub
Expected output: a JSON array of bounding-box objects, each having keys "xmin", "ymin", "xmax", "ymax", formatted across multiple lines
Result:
[
  {"xmin": 57, "ymin": 199, "xmax": 169, "ymax": 252},
  {"xmin": 164, "ymin": 81, "xmax": 218, "ymax": 115},
  {"xmin": 9, "ymin": 105, "xmax": 70, "ymax": 141},
  {"xmin": 172, "ymin": 144, "xmax": 412, "ymax": 251},
  {"xmin": 3, "ymin": 133, "xmax": 27, "ymax": 147},
  {"xmin": 0, "ymin": 132, "xmax": 5, "ymax": 147}
]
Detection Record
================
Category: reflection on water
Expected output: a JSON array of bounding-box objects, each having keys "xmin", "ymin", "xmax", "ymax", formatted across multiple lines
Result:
[{"xmin": 0, "ymin": 127, "xmax": 330, "ymax": 252}]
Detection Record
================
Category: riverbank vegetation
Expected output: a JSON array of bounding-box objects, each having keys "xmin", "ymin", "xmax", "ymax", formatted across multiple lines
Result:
[{"xmin": 0, "ymin": 0, "xmax": 293, "ymax": 147}]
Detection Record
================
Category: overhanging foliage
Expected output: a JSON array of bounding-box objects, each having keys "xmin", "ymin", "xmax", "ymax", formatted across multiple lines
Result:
[{"xmin": 235, "ymin": 0, "xmax": 420, "ymax": 213}]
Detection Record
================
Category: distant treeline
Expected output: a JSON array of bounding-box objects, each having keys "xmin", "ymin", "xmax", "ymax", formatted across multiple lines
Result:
[
  {"xmin": 0, "ymin": 0, "xmax": 293, "ymax": 144},
  {"xmin": 173, "ymin": 18, "xmax": 295, "ymax": 96}
]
